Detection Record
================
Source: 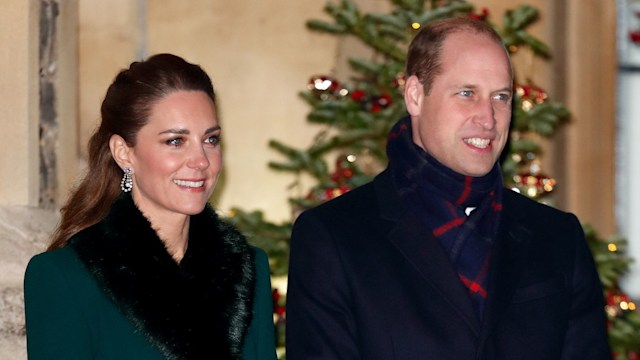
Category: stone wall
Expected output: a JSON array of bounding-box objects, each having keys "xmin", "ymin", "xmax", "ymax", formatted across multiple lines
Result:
[
  {"xmin": 39, "ymin": 0, "xmax": 60, "ymax": 210},
  {"xmin": 0, "ymin": 206, "xmax": 57, "ymax": 359}
]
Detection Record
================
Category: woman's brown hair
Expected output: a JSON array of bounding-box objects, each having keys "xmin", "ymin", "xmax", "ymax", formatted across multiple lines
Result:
[{"xmin": 48, "ymin": 53, "xmax": 216, "ymax": 250}]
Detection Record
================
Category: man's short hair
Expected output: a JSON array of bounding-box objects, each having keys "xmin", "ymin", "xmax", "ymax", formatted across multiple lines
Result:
[{"xmin": 406, "ymin": 17, "xmax": 509, "ymax": 94}]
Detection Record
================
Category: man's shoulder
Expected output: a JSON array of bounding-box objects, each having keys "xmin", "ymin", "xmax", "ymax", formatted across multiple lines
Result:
[
  {"xmin": 502, "ymin": 189, "xmax": 581, "ymax": 238},
  {"xmin": 305, "ymin": 173, "xmax": 386, "ymax": 218},
  {"xmin": 503, "ymin": 188, "xmax": 571, "ymax": 218},
  {"xmin": 294, "ymin": 173, "xmax": 392, "ymax": 234}
]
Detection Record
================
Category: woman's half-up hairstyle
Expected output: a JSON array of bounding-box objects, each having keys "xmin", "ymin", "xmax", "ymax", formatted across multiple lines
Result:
[{"xmin": 48, "ymin": 54, "xmax": 215, "ymax": 250}]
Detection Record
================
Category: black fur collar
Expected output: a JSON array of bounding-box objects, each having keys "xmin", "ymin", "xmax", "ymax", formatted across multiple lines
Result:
[{"xmin": 69, "ymin": 193, "xmax": 255, "ymax": 359}]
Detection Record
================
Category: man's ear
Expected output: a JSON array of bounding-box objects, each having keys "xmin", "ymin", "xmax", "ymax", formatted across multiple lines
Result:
[
  {"xmin": 404, "ymin": 75, "xmax": 425, "ymax": 117},
  {"xmin": 109, "ymin": 134, "xmax": 132, "ymax": 170}
]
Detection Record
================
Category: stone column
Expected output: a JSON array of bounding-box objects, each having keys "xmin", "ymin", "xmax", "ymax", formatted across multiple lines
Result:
[{"xmin": 40, "ymin": 0, "xmax": 79, "ymax": 209}]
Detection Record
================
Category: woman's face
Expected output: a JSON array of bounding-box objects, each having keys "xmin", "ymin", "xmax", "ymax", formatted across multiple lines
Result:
[{"xmin": 127, "ymin": 90, "xmax": 222, "ymax": 222}]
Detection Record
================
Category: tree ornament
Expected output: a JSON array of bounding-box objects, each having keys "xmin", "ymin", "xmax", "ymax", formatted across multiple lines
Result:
[
  {"xmin": 392, "ymin": 72, "xmax": 406, "ymax": 89},
  {"xmin": 606, "ymin": 289, "xmax": 637, "ymax": 318},
  {"xmin": 511, "ymin": 172, "xmax": 556, "ymax": 198},
  {"xmin": 308, "ymin": 75, "xmax": 343, "ymax": 100},
  {"xmin": 468, "ymin": 8, "xmax": 489, "ymax": 21},
  {"xmin": 515, "ymin": 83, "xmax": 548, "ymax": 112},
  {"xmin": 368, "ymin": 94, "xmax": 393, "ymax": 113},
  {"xmin": 272, "ymin": 288, "xmax": 286, "ymax": 350},
  {"xmin": 330, "ymin": 155, "xmax": 356, "ymax": 184},
  {"xmin": 324, "ymin": 186, "xmax": 350, "ymax": 200},
  {"xmin": 630, "ymin": 11, "xmax": 640, "ymax": 45},
  {"xmin": 272, "ymin": 288, "xmax": 286, "ymax": 317},
  {"xmin": 350, "ymin": 89, "xmax": 367, "ymax": 102}
]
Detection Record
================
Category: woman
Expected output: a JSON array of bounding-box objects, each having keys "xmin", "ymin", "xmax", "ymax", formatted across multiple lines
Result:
[{"xmin": 24, "ymin": 54, "xmax": 276, "ymax": 359}]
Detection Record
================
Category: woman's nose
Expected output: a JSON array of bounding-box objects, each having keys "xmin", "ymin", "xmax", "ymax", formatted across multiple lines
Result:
[{"xmin": 187, "ymin": 145, "xmax": 210, "ymax": 170}]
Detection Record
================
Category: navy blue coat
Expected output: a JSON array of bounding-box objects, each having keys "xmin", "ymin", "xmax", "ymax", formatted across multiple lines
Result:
[{"xmin": 286, "ymin": 170, "xmax": 609, "ymax": 359}]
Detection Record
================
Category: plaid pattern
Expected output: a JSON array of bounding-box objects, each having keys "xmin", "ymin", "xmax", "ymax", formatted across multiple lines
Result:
[{"xmin": 387, "ymin": 116, "xmax": 503, "ymax": 319}]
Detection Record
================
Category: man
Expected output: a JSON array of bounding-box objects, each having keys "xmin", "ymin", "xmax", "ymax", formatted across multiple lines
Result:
[{"xmin": 286, "ymin": 16, "xmax": 609, "ymax": 359}]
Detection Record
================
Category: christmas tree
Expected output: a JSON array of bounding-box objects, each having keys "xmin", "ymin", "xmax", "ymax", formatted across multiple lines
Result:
[{"xmin": 227, "ymin": 0, "xmax": 639, "ymax": 357}]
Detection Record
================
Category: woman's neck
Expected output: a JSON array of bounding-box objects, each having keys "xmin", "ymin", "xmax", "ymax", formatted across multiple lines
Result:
[
  {"xmin": 132, "ymin": 197, "xmax": 191, "ymax": 263},
  {"xmin": 154, "ymin": 216, "xmax": 190, "ymax": 262}
]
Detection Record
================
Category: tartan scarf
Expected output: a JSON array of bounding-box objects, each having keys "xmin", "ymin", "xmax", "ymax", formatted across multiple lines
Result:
[{"xmin": 386, "ymin": 116, "xmax": 503, "ymax": 319}]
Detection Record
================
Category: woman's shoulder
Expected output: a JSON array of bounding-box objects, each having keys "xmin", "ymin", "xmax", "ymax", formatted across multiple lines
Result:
[
  {"xmin": 24, "ymin": 246, "xmax": 97, "ymax": 292},
  {"xmin": 26, "ymin": 247, "xmax": 82, "ymax": 273}
]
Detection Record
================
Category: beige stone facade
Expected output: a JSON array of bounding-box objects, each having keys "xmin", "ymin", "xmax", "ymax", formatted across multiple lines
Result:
[
  {"xmin": 0, "ymin": 0, "xmax": 39, "ymax": 207},
  {"xmin": 0, "ymin": 0, "xmax": 619, "ymax": 228}
]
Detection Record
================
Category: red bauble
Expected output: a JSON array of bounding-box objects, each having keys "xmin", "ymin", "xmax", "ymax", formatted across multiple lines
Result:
[
  {"xmin": 368, "ymin": 94, "xmax": 393, "ymax": 112},
  {"xmin": 607, "ymin": 289, "xmax": 632, "ymax": 307},
  {"xmin": 331, "ymin": 156, "xmax": 355, "ymax": 182},
  {"xmin": 351, "ymin": 89, "xmax": 367, "ymax": 102},
  {"xmin": 630, "ymin": 31, "xmax": 640, "ymax": 44},
  {"xmin": 331, "ymin": 168, "xmax": 354, "ymax": 182},
  {"xmin": 375, "ymin": 94, "xmax": 392, "ymax": 107},
  {"xmin": 468, "ymin": 8, "xmax": 489, "ymax": 21}
]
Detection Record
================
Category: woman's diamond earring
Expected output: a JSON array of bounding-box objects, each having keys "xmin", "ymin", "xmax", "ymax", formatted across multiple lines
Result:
[{"xmin": 120, "ymin": 167, "xmax": 133, "ymax": 192}]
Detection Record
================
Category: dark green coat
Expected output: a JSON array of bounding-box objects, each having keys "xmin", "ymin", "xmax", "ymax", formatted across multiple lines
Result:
[{"xmin": 24, "ymin": 194, "xmax": 276, "ymax": 359}]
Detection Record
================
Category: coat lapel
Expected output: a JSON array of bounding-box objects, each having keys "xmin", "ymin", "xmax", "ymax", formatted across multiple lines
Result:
[
  {"xmin": 374, "ymin": 171, "xmax": 535, "ymax": 350},
  {"xmin": 479, "ymin": 191, "xmax": 533, "ymax": 342},
  {"xmin": 375, "ymin": 171, "xmax": 482, "ymax": 334}
]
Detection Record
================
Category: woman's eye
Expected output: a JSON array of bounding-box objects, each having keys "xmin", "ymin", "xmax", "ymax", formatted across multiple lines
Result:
[
  {"xmin": 166, "ymin": 138, "xmax": 183, "ymax": 146},
  {"xmin": 205, "ymin": 135, "xmax": 221, "ymax": 146}
]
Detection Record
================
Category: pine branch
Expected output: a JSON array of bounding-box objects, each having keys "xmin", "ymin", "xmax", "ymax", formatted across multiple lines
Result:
[{"xmin": 500, "ymin": 5, "xmax": 551, "ymax": 57}]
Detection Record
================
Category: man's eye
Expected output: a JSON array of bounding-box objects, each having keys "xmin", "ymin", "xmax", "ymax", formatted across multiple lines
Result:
[
  {"xmin": 494, "ymin": 93, "xmax": 512, "ymax": 102},
  {"xmin": 459, "ymin": 90, "xmax": 473, "ymax": 97}
]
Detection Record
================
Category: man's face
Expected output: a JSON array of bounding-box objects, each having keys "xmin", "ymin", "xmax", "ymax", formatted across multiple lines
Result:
[{"xmin": 407, "ymin": 31, "xmax": 513, "ymax": 177}]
